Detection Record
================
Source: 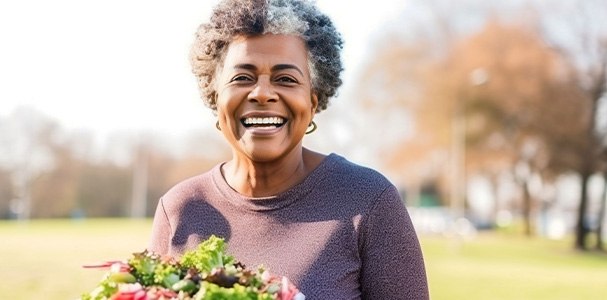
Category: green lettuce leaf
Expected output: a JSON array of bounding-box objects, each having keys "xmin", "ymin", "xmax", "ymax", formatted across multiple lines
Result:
[{"xmin": 181, "ymin": 235, "xmax": 235, "ymax": 273}]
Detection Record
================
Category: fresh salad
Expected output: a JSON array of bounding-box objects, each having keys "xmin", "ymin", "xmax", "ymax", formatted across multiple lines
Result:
[{"xmin": 80, "ymin": 235, "xmax": 304, "ymax": 300}]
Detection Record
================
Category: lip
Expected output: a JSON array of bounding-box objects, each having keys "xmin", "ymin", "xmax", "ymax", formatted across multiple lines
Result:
[
  {"xmin": 244, "ymin": 125, "xmax": 284, "ymax": 136},
  {"xmin": 240, "ymin": 111, "xmax": 287, "ymax": 119}
]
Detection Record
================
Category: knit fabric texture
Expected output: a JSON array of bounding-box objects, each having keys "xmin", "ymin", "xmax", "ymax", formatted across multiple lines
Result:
[{"xmin": 149, "ymin": 153, "xmax": 429, "ymax": 299}]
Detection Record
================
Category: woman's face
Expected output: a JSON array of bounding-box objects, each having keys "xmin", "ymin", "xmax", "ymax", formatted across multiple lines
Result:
[{"xmin": 215, "ymin": 34, "xmax": 318, "ymax": 163}]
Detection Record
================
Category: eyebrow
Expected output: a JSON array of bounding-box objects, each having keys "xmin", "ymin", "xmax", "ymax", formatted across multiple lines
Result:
[{"xmin": 233, "ymin": 63, "xmax": 304, "ymax": 77}]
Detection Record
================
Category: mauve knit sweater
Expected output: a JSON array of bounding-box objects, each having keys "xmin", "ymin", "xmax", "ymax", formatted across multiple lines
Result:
[{"xmin": 149, "ymin": 153, "xmax": 429, "ymax": 299}]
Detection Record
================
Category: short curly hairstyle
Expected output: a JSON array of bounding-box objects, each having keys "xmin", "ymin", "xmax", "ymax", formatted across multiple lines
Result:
[{"xmin": 190, "ymin": 0, "xmax": 344, "ymax": 113}]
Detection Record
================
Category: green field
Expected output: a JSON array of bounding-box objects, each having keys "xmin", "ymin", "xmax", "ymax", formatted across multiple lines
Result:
[{"xmin": 1, "ymin": 219, "xmax": 606, "ymax": 300}]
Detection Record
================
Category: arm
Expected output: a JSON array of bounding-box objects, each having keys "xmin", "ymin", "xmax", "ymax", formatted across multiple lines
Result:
[
  {"xmin": 359, "ymin": 185, "xmax": 429, "ymax": 300},
  {"xmin": 148, "ymin": 198, "xmax": 171, "ymax": 255}
]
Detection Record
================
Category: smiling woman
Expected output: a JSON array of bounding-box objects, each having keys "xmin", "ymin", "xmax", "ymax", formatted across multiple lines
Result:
[
  {"xmin": 216, "ymin": 34, "xmax": 319, "ymax": 182},
  {"xmin": 148, "ymin": 1, "xmax": 429, "ymax": 299}
]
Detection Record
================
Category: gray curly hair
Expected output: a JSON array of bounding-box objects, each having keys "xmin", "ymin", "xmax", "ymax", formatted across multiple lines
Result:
[{"xmin": 190, "ymin": 0, "xmax": 344, "ymax": 113}]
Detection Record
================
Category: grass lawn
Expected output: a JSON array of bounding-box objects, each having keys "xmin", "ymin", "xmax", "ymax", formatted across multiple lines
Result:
[
  {"xmin": 1, "ymin": 219, "xmax": 606, "ymax": 299},
  {"xmin": 422, "ymin": 233, "xmax": 607, "ymax": 300},
  {"xmin": 1, "ymin": 219, "xmax": 152, "ymax": 300}
]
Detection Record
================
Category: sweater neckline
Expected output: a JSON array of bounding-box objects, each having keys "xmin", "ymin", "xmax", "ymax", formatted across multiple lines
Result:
[{"xmin": 211, "ymin": 153, "xmax": 339, "ymax": 211}]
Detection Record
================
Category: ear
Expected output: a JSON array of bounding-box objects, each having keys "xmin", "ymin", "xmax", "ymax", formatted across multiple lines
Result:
[{"xmin": 311, "ymin": 93, "xmax": 319, "ymax": 114}]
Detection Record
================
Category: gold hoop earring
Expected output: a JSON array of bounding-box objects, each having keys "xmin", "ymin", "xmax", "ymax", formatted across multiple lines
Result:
[
  {"xmin": 215, "ymin": 121, "xmax": 221, "ymax": 131},
  {"xmin": 305, "ymin": 121, "xmax": 317, "ymax": 134}
]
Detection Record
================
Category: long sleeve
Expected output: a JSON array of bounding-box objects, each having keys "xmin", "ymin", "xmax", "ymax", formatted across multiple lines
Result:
[
  {"xmin": 148, "ymin": 198, "xmax": 171, "ymax": 255},
  {"xmin": 359, "ymin": 185, "xmax": 429, "ymax": 299}
]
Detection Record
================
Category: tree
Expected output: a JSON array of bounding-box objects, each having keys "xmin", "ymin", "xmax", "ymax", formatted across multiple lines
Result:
[
  {"xmin": 354, "ymin": 34, "xmax": 452, "ymax": 201},
  {"xmin": 0, "ymin": 168, "xmax": 14, "ymax": 218},
  {"xmin": 76, "ymin": 162, "xmax": 132, "ymax": 217},
  {"xmin": 533, "ymin": 0, "xmax": 607, "ymax": 250},
  {"xmin": 29, "ymin": 139, "xmax": 83, "ymax": 218},
  {"xmin": 351, "ymin": 0, "xmax": 561, "ymax": 216},
  {"xmin": 598, "ymin": 169, "xmax": 607, "ymax": 250},
  {"xmin": 433, "ymin": 20, "xmax": 587, "ymax": 235},
  {"xmin": 0, "ymin": 107, "xmax": 58, "ymax": 219},
  {"xmin": 354, "ymin": 1, "xmax": 589, "ymax": 238}
]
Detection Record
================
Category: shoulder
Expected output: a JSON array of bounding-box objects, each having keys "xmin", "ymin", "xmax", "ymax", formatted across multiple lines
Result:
[
  {"xmin": 325, "ymin": 153, "xmax": 394, "ymax": 190},
  {"xmin": 315, "ymin": 154, "xmax": 399, "ymax": 209},
  {"xmin": 160, "ymin": 165, "xmax": 218, "ymax": 208}
]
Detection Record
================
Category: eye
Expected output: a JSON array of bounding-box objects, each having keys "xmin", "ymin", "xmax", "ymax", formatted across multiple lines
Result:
[
  {"xmin": 275, "ymin": 76, "xmax": 298, "ymax": 84},
  {"xmin": 230, "ymin": 74, "xmax": 254, "ymax": 83}
]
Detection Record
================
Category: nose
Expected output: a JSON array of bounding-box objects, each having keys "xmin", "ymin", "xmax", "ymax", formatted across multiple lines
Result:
[{"xmin": 247, "ymin": 76, "xmax": 277, "ymax": 104}]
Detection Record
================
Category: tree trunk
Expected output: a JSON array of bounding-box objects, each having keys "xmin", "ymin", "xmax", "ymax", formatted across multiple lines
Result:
[
  {"xmin": 130, "ymin": 144, "xmax": 148, "ymax": 219},
  {"xmin": 489, "ymin": 175, "xmax": 500, "ymax": 228},
  {"xmin": 522, "ymin": 179, "xmax": 533, "ymax": 236},
  {"xmin": 575, "ymin": 172, "xmax": 591, "ymax": 250},
  {"xmin": 596, "ymin": 172, "xmax": 607, "ymax": 251}
]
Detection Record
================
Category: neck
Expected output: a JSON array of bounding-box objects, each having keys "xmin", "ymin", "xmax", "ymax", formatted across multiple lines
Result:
[{"xmin": 222, "ymin": 148, "xmax": 320, "ymax": 197}]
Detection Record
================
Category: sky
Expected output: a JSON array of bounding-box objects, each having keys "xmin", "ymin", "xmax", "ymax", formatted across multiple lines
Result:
[{"xmin": 0, "ymin": 0, "xmax": 408, "ymax": 139}]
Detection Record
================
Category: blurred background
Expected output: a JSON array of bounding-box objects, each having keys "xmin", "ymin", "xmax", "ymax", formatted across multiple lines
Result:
[{"xmin": 1, "ymin": 0, "xmax": 607, "ymax": 299}]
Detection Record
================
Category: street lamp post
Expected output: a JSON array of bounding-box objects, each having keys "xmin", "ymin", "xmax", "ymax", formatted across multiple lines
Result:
[{"xmin": 450, "ymin": 68, "xmax": 489, "ymax": 221}]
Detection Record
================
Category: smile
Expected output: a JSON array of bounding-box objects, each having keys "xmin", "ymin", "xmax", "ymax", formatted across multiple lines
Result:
[{"xmin": 241, "ymin": 116, "xmax": 286, "ymax": 128}]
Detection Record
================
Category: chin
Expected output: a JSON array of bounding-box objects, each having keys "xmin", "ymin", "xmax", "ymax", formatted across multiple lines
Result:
[{"xmin": 243, "ymin": 148, "xmax": 283, "ymax": 162}]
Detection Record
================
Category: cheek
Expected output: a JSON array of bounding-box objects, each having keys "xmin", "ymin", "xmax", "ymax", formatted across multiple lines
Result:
[
  {"xmin": 216, "ymin": 91, "xmax": 242, "ymax": 118},
  {"xmin": 297, "ymin": 94, "xmax": 316, "ymax": 117},
  {"xmin": 215, "ymin": 103, "xmax": 237, "ymax": 134}
]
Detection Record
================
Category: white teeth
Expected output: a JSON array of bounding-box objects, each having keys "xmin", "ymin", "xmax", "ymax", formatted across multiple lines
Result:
[{"xmin": 243, "ymin": 117, "xmax": 285, "ymax": 126}]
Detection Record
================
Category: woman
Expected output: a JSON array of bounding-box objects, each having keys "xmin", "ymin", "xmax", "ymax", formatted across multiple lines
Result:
[{"xmin": 149, "ymin": 0, "xmax": 429, "ymax": 299}]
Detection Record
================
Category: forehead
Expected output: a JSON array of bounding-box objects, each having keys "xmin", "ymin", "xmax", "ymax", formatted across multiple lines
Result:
[{"xmin": 223, "ymin": 34, "xmax": 309, "ymax": 70}]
